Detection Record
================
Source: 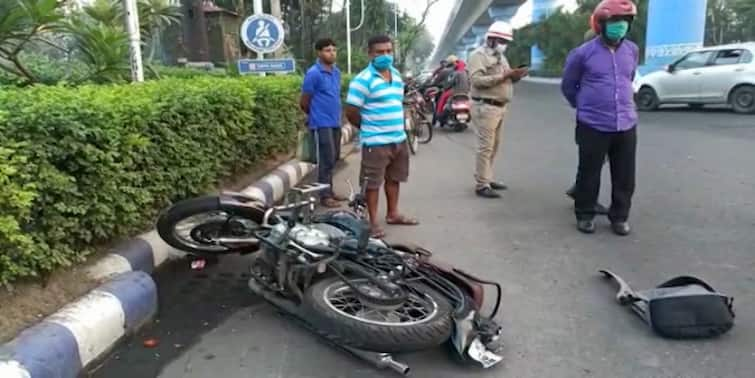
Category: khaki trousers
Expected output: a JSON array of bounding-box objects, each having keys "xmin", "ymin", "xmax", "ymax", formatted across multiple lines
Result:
[{"xmin": 473, "ymin": 102, "xmax": 507, "ymax": 190}]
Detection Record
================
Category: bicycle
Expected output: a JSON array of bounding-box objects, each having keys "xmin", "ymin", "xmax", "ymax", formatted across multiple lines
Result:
[{"xmin": 404, "ymin": 86, "xmax": 433, "ymax": 155}]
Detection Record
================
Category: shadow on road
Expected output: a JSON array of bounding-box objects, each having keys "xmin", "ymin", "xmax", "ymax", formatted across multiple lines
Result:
[{"xmin": 86, "ymin": 255, "xmax": 262, "ymax": 378}]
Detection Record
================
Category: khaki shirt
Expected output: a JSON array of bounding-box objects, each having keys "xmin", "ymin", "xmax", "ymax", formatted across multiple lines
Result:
[{"xmin": 468, "ymin": 46, "xmax": 513, "ymax": 103}]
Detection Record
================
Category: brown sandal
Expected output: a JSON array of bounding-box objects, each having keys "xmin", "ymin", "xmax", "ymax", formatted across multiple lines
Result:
[
  {"xmin": 370, "ymin": 225, "xmax": 386, "ymax": 238},
  {"xmin": 385, "ymin": 215, "xmax": 419, "ymax": 226}
]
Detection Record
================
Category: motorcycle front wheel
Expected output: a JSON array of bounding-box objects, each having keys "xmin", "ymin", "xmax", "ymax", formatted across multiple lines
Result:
[{"xmin": 302, "ymin": 276, "xmax": 453, "ymax": 353}]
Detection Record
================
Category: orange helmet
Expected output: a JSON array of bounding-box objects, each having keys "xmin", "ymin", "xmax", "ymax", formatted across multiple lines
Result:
[{"xmin": 590, "ymin": 0, "xmax": 637, "ymax": 33}]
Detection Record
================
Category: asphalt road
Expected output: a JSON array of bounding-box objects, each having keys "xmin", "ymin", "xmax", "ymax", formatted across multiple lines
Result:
[{"xmin": 88, "ymin": 82, "xmax": 755, "ymax": 378}]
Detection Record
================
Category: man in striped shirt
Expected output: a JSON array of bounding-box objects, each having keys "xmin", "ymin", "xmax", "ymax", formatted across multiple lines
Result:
[{"xmin": 345, "ymin": 35, "xmax": 418, "ymax": 238}]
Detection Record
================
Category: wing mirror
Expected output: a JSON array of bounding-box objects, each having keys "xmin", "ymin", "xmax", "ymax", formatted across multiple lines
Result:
[{"xmin": 665, "ymin": 64, "xmax": 675, "ymax": 73}]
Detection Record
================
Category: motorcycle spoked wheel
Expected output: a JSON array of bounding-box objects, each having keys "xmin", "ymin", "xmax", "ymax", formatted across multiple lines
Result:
[
  {"xmin": 302, "ymin": 276, "xmax": 453, "ymax": 353},
  {"xmin": 156, "ymin": 196, "xmax": 265, "ymax": 256}
]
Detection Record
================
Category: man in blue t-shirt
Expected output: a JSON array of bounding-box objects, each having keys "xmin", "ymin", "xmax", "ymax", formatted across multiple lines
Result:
[
  {"xmin": 345, "ymin": 35, "xmax": 419, "ymax": 238},
  {"xmin": 300, "ymin": 38, "xmax": 346, "ymax": 207}
]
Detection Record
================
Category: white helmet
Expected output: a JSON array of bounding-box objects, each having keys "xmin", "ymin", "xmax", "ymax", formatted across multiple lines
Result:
[{"xmin": 486, "ymin": 21, "xmax": 514, "ymax": 42}]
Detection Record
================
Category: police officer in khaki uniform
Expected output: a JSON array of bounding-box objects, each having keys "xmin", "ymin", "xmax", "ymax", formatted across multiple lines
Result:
[{"xmin": 468, "ymin": 21, "xmax": 528, "ymax": 198}]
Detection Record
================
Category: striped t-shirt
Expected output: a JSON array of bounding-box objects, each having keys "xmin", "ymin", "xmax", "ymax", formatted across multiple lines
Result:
[{"xmin": 346, "ymin": 63, "xmax": 406, "ymax": 147}]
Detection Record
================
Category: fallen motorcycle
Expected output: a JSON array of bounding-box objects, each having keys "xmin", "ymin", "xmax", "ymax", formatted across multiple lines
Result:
[{"xmin": 156, "ymin": 181, "xmax": 505, "ymax": 375}]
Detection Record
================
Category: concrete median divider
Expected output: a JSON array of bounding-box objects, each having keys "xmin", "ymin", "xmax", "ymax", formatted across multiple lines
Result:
[{"xmin": 0, "ymin": 123, "xmax": 359, "ymax": 378}]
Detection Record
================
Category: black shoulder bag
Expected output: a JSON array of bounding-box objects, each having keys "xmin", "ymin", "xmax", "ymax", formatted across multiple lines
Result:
[{"xmin": 600, "ymin": 270, "xmax": 735, "ymax": 339}]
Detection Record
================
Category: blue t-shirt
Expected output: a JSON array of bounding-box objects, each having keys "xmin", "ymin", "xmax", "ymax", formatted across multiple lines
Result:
[{"xmin": 302, "ymin": 61, "xmax": 342, "ymax": 129}]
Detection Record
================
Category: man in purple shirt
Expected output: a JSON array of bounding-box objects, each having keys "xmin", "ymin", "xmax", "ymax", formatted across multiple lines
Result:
[{"xmin": 561, "ymin": 0, "xmax": 639, "ymax": 236}]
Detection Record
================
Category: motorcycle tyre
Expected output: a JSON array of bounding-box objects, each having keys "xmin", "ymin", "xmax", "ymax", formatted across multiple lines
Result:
[
  {"xmin": 301, "ymin": 276, "xmax": 453, "ymax": 353},
  {"xmin": 453, "ymin": 123, "xmax": 468, "ymax": 132},
  {"xmin": 156, "ymin": 195, "xmax": 265, "ymax": 256}
]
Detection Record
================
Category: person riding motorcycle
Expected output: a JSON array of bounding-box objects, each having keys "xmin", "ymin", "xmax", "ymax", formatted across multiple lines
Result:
[
  {"xmin": 430, "ymin": 56, "xmax": 458, "ymax": 125},
  {"xmin": 435, "ymin": 59, "xmax": 471, "ymax": 126}
]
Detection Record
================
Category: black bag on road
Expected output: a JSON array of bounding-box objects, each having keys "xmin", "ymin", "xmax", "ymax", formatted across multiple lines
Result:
[{"xmin": 600, "ymin": 270, "xmax": 735, "ymax": 339}]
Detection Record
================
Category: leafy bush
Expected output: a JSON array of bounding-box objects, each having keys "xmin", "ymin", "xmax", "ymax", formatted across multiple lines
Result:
[
  {"xmin": 0, "ymin": 75, "xmax": 303, "ymax": 284},
  {"xmin": 0, "ymin": 53, "xmax": 90, "ymax": 86},
  {"xmin": 149, "ymin": 65, "xmax": 230, "ymax": 79}
]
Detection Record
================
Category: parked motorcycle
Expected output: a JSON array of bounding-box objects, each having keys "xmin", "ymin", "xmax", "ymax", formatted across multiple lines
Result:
[
  {"xmin": 156, "ymin": 181, "xmax": 505, "ymax": 375},
  {"xmin": 439, "ymin": 93, "xmax": 472, "ymax": 132}
]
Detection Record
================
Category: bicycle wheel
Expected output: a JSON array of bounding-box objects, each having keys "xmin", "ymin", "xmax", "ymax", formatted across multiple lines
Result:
[
  {"xmin": 416, "ymin": 112, "xmax": 433, "ymax": 144},
  {"xmin": 405, "ymin": 110, "xmax": 418, "ymax": 154}
]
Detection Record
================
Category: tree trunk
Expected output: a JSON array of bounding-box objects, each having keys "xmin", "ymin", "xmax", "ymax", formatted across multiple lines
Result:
[
  {"xmin": 298, "ymin": 0, "xmax": 311, "ymax": 62},
  {"xmin": 271, "ymin": 0, "xmax": 282, "ymax": 57}
]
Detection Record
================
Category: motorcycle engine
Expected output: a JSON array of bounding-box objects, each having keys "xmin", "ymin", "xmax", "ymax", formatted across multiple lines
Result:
[{"xmin": 270, "ymin": 223, "xmax": 345, "ymax": 248}]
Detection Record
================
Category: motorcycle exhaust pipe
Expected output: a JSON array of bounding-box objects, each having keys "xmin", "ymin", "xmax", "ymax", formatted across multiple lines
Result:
[
  {"xmin": 341, "ymin": 347, "xmax": 410, "ymax": 376},
  {"xmin": 249, "ymin": 279, "xmax": 410, "ymax": 375}
]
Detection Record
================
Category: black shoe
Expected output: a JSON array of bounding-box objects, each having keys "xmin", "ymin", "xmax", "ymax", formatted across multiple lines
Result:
[
  {"xmin": 577, "ymin": 220, "xmax": 596, "ymax": 234},
  {"xmin": 611, "ymin": 222, "xmax": 631, "ymax": 236},
  {"xmin": 490, "ymin": 181, "xmax": 508, "ymax": 191},
  {"xmin": 476, "ymin": 187, "xmax": 501, "ymax": 198}
]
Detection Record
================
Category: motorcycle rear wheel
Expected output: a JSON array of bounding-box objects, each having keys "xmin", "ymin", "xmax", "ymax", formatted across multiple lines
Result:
[
  {"xmin": 302, "ymin": 276, "xmax": 453, "ymax": 353},
  {"xmin": 156, "ymin": 196, "xmax": 265, "ymax": 256}
]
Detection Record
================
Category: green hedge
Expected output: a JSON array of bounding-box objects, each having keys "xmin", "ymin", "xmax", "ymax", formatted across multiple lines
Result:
[
  {"xmin": 0, "ymin": 76, "xmax": 304, "ymax": 284},
  {"xmin": 149, "ymin": 65, "xmax": 230, "ymax": 79}
]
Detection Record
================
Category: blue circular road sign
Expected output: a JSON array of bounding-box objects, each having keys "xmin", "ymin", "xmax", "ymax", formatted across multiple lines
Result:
[{"xmin": 240, "ymin": 14, "xmax": 285, "ymax": 54}]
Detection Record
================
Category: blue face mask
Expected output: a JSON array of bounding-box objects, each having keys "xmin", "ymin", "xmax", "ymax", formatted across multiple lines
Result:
[{"xmin": 372, "ymin": 54, "xmax": 394, "ymax": 70}]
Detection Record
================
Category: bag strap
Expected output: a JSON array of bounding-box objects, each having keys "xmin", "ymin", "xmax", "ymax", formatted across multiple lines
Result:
[
  {"xmin": 657, "ymin": 276, "xmax": 735, "ymax": 318},
  {"xmin": 656, "ymin": 276, "xmax": 716, "ymax": 292}
]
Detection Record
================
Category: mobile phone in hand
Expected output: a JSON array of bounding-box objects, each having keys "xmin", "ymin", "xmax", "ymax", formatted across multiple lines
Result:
[{"xmin": 517, "ymin": 64, "xmax": 529, "ymax": 69}]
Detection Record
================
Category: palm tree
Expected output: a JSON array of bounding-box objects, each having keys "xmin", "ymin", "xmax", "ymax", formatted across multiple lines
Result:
[
  {"xmin": 137, "ymin": 0, "xmax": 182, "ymax": 62},
  {"xmin": 0, "ymin": 0, "xmax": 64, "ymax": 84}
]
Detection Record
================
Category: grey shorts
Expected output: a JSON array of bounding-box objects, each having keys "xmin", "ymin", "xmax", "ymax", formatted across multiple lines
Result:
[{"xmin": 359, "ymin": 142, "xmax": 410, "ymax": 189}]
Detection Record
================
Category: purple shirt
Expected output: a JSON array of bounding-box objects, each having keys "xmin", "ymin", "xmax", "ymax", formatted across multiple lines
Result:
[{"xmin": 561, "ymin": 37, "xmax": 639, "ymax": 132}]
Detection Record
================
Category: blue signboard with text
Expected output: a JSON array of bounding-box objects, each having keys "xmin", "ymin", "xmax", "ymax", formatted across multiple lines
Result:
[
  {"xmin": 642, "ymin": 0, "xmax": 707, "ymax": 74},
  {"xmin": 238, "ymin": 59, "xmax": 296, "ymax": 75}
]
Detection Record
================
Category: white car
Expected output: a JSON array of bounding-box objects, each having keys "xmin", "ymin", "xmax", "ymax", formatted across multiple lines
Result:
[{"xmin": 634, "ymin": 42, "xmax": 755, "ymax": 114}]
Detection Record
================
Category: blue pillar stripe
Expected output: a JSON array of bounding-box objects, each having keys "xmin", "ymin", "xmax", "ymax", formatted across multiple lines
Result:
[
  {"xmin": 0, "ymin": 322, "xmax": 81, "ymax": 378},
  {"xmin": 255, "ymin": 180, "xmax": 275, "ymax": 206},
  {"xmin": 111, "ymin": 238, "xmax": 155, "ymax": 273},
  {"xmin": 98, "ymin": 271, "xmax": 158, "ymax": 332},
  {"xmin": 272, "ymin": 167, "xmax": 291, "ymax": 190}
]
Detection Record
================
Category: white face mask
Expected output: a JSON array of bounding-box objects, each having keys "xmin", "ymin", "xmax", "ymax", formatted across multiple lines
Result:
[{"xmin": 495, "ymin": 44, "xmax": 508, "ymax": 54}]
